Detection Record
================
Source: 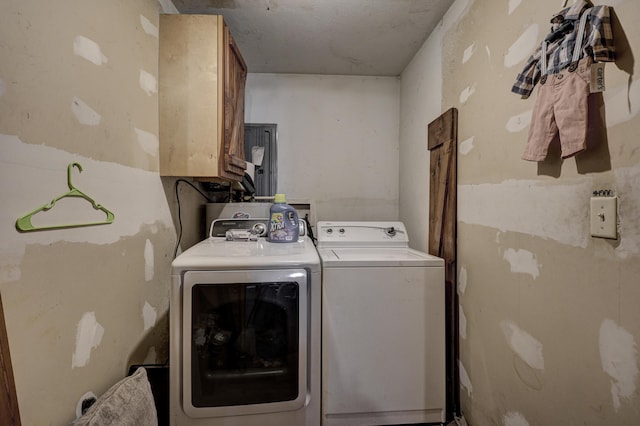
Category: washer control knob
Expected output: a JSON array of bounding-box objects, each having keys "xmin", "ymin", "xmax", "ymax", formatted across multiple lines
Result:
[
  {"xmin": 252, "ymin": 222, "xmax": 267, "ymax": 237},
  {"xmin": 339, "ymin": 228, "xmax": 345, "ymax": 234},
  {"xmin": 327, "ymin": 228, "xmax": 333, "ymax": 234}
]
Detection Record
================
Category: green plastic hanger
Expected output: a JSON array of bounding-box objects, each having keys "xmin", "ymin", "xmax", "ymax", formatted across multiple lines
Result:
[{"xmin": 15, "ymin": 162, "xmax": 115, "ymax": 232}]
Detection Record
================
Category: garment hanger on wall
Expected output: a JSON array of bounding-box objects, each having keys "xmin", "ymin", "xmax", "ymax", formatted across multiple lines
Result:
[{"xmin": 15, "ymin": 162, "xmax": 115, "ymax": 232}]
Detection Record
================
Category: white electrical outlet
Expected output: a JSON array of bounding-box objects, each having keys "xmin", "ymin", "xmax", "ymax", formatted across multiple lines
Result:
[{"xmin": 590, "ymin": 196, "xmax": 617, "ymax": 239}]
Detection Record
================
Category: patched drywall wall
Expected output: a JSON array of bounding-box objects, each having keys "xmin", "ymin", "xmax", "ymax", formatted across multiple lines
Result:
[
  {"xmin": 399, "ymin": 0, "xmax": 472, "ymax": 253},
  {"xmin": 0, "ymin": 1, "xmax": 179, "ymax": 424},
  {"xmin": 401, "ymin": 0, "xmax": 640, "ymax": 424},
  {"xmin": 245, "ymin": 73, "xmax": 401, "ymax": 222}
]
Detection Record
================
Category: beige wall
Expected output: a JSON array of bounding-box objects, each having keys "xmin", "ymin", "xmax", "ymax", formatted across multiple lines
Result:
[
  {"xmin": 0, "ymin": 1, "xmax": 186, "ymax": 424},
  {"xmin": 402, "ymin": 0, "xmax": 640, "ymax": 424},
  {"xmin": 245, "ymin": 73, "xmax": 401, "ymax": 223}
]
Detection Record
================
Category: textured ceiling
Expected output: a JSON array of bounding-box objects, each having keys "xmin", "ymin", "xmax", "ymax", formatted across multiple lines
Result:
[{"xmin": 171, "ymin": 0, "xmax": 454, "ymax": 76}]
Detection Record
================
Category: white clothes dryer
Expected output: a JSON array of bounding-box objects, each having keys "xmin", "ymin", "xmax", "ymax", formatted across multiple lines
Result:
[
  {"xmin": 317, "ymin": 221, "xmax": 446, "ymax": 426},
  {"xmin": 170, "ymin": 218, "xmax": 321, "ymax": 426}
]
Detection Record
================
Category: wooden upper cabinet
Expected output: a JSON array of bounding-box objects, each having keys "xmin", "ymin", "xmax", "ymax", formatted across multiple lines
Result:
[{"xmin": 159, "ymin": 14, "xmax": 247, "ymax": 181}]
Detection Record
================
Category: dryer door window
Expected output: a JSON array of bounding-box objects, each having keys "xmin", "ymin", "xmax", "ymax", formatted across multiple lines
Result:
[{"xmin": 182, "ymin": 269, "xmax": 308, "ymax": 418}]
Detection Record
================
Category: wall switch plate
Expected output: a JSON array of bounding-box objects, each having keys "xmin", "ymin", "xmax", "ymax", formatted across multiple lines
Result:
[{"xmin": 590, "ymin": 196, "xmax": 617, "ymax": 239}]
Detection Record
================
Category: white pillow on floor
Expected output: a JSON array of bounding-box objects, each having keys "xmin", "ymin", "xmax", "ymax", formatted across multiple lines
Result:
[{"xmin": 74, "ymin": 367, "xmax": 158, "ymax": 426}]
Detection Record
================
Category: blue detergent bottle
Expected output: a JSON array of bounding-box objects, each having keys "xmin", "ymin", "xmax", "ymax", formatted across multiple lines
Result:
[{"xmin": 267, "ymin": 194, "xmax": 299, "ymax": 243}]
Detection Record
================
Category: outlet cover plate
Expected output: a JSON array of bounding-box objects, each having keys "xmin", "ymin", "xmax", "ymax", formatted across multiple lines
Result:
[{"xmin": 590, "ymin": 196, "xmax": 617, "ymax": 239}]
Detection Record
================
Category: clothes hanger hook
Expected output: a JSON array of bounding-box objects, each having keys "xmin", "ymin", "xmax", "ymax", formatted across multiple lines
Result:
[{"xmin": 67, "ymin": 162, "xmax": 83, "ymax": 190}]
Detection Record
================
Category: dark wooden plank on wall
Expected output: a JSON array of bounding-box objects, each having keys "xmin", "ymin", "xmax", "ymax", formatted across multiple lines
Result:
[
  {"xmin": 427, "ymin": 107, "xmax": 457, "ymax": 150},
  {"xmin": 0, "ymin": 292, "xmax": 21, "ymax": 426},
  {"xmin": 427, "ymin": 107, "xmax": 458, "ymax": 421}
]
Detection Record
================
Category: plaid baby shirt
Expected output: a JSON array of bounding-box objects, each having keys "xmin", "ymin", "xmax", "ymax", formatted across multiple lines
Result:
[{"xmin": 511, "ymin": 0, "xmax": 615, "ymax": 97}]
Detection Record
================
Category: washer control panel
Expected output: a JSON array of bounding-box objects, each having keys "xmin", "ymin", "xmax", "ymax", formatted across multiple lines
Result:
[
  {"xmin": 317, "ymin": 221, "xmax": 409, "ymax": 247},
  {"xmin": 210, "ymin": 218, "xmax": 269, "ymax": 238}
]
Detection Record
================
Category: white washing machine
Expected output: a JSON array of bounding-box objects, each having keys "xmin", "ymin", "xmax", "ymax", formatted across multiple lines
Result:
[
  {"xmin": 170, "ymin": 218, "xmax": 321, "ymax": 426},
  {"xmin": 317, "ymin": 221, "xmax": 445, "ymax": 426}
]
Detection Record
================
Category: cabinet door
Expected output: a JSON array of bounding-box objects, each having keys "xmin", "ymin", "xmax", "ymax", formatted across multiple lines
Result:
[
  {"xmin": 159, "ymin": 14, "xmax": 222, "ymax": 178},
  {"xmin": 222, "ymin": 24, "xmax": 247, "ymax": 180}
]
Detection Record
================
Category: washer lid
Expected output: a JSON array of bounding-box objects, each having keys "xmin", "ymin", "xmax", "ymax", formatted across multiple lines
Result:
[{"xmin": 318, "ymin": 247, "xmax": 444, "ymax": 267}]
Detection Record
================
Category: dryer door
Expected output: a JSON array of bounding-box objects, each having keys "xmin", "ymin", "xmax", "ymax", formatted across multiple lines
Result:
[{"xmin": 182, "ymin": 269, "xmax": 308, "ymax": 418}]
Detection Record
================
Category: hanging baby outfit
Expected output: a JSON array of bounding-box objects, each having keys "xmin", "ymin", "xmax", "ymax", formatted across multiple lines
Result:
[{"xmin": 511, "ymin": 1, "xmax": 615, "ymax": 161}]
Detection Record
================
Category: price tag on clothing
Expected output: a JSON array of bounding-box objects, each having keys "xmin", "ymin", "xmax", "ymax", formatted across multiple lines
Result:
[{"xmin": 591, "ymin": 63, "xmax": 606, "ymax": 93}]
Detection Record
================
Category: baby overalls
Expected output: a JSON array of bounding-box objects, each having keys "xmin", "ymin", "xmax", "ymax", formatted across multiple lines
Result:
[
  {"xmin": 512, "ymin": 2, "xmax": 615, "ymax": 162},
  {"xmin": 523, "ymin": 10, "xmax": 591, "ymax": 161}
]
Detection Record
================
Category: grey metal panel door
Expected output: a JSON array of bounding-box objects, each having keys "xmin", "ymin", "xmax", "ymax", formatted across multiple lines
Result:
[{"xmin": 244, "ymin": 124, "xmax": 277, "ymax": 197}]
